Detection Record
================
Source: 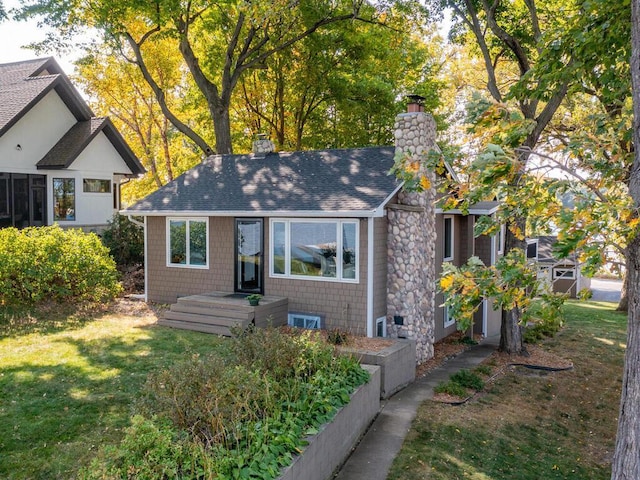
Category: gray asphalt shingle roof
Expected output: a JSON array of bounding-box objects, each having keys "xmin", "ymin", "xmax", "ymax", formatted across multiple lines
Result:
[
  {"xmin": 37, "ymin": 118, "xmax": 107, "ymax": 168},
  {"xmin": 124, "ymin": 146, "xmax": 402, "ymax": 216},
  {"xmin": 0, "ymin": 57, "xmax": 144, "ymax": 176}
]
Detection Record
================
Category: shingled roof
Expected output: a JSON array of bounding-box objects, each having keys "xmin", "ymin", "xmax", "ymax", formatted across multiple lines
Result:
[
  {"xmin": 124, "ymin": 146, "xmax": 402, "ymax": 217},
  {"xmin": 0, "ymin": 57, "xmax": 144, "ymax": 176}
]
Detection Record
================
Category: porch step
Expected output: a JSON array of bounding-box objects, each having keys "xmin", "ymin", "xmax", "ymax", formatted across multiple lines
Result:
[
  {"xmin": 158, "ymin": 292, "xmax": 289, "ymax": 337},
  {"xmin": 162, "ymin": 310, "xmax": 253, "ymax": 328},
  {"xmin": 157, "ymin": 318, "xmax": 237, "ymax": 337},
  {"xmin": 170, "ymin": 302, "xmax": 254, "ymax": 320}
]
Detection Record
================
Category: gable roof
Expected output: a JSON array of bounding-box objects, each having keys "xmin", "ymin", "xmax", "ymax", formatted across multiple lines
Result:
[
  {"xmin": 36, "ymin": 117, "xmax": 143, "ymax": 175},
  {"xmin": 0, "ymin": 57, "xmax": 144, "ymax": 176},
  {"xmin": 123, "ymin": 146, "xmax": 402, "ymax": 217}
]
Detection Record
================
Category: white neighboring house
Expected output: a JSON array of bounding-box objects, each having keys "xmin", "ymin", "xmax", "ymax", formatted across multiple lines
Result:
[{"xmin": 0, "ymin": 57, "xmax": 144, "ymax": 231}]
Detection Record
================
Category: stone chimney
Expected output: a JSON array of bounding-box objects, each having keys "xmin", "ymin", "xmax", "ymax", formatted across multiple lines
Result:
[
  {"xmin": 386, "ymin": 96, "xmax": 437, "ymax": 364},
  {"xmin": 252, "ymin": 133, "xmax": 275, "ymax": 158}
]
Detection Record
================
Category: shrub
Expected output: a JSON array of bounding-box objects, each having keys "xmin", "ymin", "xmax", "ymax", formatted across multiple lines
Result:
[
  {"xmin": 101, "ymin": 213, "xmax": 144, "ymax": 267},
  {"xmin": 434, "ymin": 381, "xmax": 468, "ymax": 398},
  {"xmin": 0, "ymin": 226, "xmax": 122, "ymax": 306},
  {"xmin": 83, "ymin": 326, "xmax": 370, "ymax": 480},
  {"xmin": 450, "ymin": 369, "xmax": 485, "ymax": 391}
]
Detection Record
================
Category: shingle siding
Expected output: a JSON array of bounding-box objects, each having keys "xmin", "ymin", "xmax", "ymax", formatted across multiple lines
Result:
[{"xmin": 146, "ymin": 216, "xmax": 234, "ymax": 303}]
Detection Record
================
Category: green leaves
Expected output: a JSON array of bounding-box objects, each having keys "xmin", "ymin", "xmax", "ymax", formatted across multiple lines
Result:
[{"xmin": 0, "ymin": 226, "xmax": 122, "ymax": 307}]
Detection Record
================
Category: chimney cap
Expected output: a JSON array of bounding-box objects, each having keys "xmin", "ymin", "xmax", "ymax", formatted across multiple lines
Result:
[{"xmin": 406, "ymin": 94, "xmax": 426, "ymax": 113}]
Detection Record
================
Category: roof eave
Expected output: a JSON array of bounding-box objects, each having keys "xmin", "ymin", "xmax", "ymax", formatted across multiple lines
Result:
[{"xmin": 119, "ymin": 209, "xmax": 380, "ymax": 218}]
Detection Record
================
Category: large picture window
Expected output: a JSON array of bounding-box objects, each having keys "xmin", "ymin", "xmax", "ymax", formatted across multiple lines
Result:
[
  {"xmin": 53, "ymin": 178, "xmax": 75, "ymax": 221},
  {"xmin": 167, "ymin": 218, "xmax": 208, "ymax": 268},
  {"xmin": 270, "ymin": 219, "xmax": 358, "ymax": 282}
]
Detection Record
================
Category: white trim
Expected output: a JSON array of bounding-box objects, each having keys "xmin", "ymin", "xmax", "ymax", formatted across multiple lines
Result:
[
  {"xmin": 269, "ymin": 218, "xmax": 360, "ymax": 284},
  {"xmin": 497, "ymin": 224, "xmax": 505, "ymax": 255},
  {"xmin": 120, "ymin": 209, "xmax": 383, "ymax": 218},
  {"xmin": 376, "ymin": 316, "xmax": 387, "ymax": 337},
  {"xmin": 482, "ymin": 299, "xmax": 488, "ymax": 337},
  {"xmin": 166, "ymin": 217, "xmax": 210, "ymax": 269},
  {"xmin": 444, "ymin": 303, "xmax": 455, "ymax": 328},
  {"xmin": 143, "ymin": 216, "xmax": 148, "ymax": 302},
  {"xmin": 553, "ymin": 267, "xmax": 576, "ymax": 280},
  {"xmin": 443, "ymin": 215, "xmax": 454, "ymax": 262},
  {"xmin": 490, "ymin": 233, "xmax": 496, "ymax": 266},
  {"xmin": 526, "ymin": 238, "xmax": 539, "ymax": 260},
  {"xmin": 373, "ymin": 183, "xmax": 405, "ymax": 217},
  {"xmin": 435, "ymin": 205, "xmax": 500, "ymax": 215},
  {"xmin": 367, "ymin": 218, "xmax": 374, "ymax": 338}
]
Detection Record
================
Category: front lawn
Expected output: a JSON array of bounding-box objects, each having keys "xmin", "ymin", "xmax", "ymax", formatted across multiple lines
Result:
[
  {"xmin": 0, "ymin": 300, "xmax": 226, "ymax": 479},
  {"xmin": 388, "ymin": 300, "xmax": 625, "ymax": 479}
]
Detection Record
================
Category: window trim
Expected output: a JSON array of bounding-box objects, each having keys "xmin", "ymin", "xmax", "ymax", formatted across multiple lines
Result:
[
  {"xmin": 443, "ymin": 215, "xmax": 454, "ymax": 262},
  {"xmin": 526, "ymin": 239, "xmax": 539, "ymax": 261},
  {"xmin": 444, "ymin": 303, "xmax": 456, "ymax": 328},
  {"xmin": 376, "ymin": 316, "xmax": 387, "ymax": 338},
  {"xmin": 52, "ymin": 177, "xmax": 76, "ymax": 222},
  {"xmin": 269, "ymin": 218, "xmax": 359, "ymax": 283},
  {"xmin": 82, "ymin": 178, "xmax": 112, "ymax": 193},
  {"xmin": 166, "ymin": 217, "xmax": 209, "ymax": 269},
  {"xmin": 553, "ymin": 267, "xmax": 576, "ymax": 280},
  {"xmin": 497, "ymin": 224, "xmax": 505, "ymax": 255}
]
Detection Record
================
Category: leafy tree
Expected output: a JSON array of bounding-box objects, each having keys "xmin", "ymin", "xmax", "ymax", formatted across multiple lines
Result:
[
  {"xmin": 236, "ymin": 10, "xmax": 443, "ymax": 151},
  {"xmin": 17, "ymin": 0, "xmax": 423, "ymax": 155},
  {"xmin": 611, "ymin": 1, "xmax": 640, "ymax": 476},
  {"xmin": 73, "ymin": 45, "xmax": 204, "ymax": 203}
]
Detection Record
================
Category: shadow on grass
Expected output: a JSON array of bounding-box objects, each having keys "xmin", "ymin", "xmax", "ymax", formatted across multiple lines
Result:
[{"xmin": 0, "ymin": 319, "xmax": 227, "ymax": 480}]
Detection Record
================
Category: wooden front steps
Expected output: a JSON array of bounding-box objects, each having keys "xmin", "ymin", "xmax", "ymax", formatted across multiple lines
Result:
[{"xmin": 159, "ymin": 292, "xmax": 288, "ymax": 336}]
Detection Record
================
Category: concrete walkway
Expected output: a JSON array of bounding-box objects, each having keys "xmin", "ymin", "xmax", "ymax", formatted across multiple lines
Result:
[{"xmin": 334, "ymin": 337, "xmax": 499, "ymax": 480}]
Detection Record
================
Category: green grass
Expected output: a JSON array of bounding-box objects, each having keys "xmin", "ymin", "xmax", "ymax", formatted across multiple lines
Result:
[
  {"xmin": 388, "ymin": 300, "xmax": 626, "ymax": 480},
  {"xmin": 0, "ymin": 304, "xmax": 226, "ymax": 479}
]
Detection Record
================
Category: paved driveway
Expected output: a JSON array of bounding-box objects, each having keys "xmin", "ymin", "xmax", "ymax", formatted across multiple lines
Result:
[{"xmin": 590, "ymin": 278, "xmax": 623, "ymax": 303}]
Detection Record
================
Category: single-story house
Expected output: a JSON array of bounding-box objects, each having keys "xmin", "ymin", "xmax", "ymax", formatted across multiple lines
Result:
[
  {"xmin": 0, "ymin": 57, "xmax": 144, "ymax": 230},
  {"xmin": 527, "ymin": 235, "xmax": 591, "ymax": 298},
  {"xmin": 124, "ymin": 100, "xmax": 501, "ymax": 362}
]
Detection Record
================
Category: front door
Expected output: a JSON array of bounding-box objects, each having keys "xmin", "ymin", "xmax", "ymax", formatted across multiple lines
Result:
[{"xmin": 235, "ymin": 218, "xmax": 263, "ymax": 294}]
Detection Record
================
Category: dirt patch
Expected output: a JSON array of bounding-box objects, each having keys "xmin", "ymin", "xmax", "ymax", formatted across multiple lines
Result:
[{"xmin": 431, "ymin": 343, "xmax": 574, "ymax": 404}]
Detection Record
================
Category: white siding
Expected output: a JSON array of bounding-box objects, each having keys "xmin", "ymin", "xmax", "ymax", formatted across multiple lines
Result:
[{"xmin": 0, "ymin": 91, "xmax": 76, "ymax": 172}]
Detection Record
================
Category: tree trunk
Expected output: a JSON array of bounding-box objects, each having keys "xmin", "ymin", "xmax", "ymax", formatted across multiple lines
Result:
[
  {"xmin": 617, "ymin": 270, "xmax": 629, "ymax": 312},
  {"xmin": 612, "ymin": 235, "xmax": 640, "ymax": 478},
  {"xmin": 212, "ymin": 104, "xmax": 233, "ymax": 155},
  {"xmin": 498, "ymin": 215, "xmax": 528, "ymax": 355},
  {"xmin": 611, "ymin": 0, "xmax": 640, "ymax": 476}
]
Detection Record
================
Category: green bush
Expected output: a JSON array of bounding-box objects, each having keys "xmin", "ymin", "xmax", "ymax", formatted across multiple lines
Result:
[
  {"xmin": 0, "ymin": 225, "xmax": 122, "ymax": 307},
  {"xmin": 82, "ymin": 327, "xmax": 370, "ymax": 480},
  {"xmin": 101, "ymin": 213, "xmax": 144, "ymax": 267},
  {"xmin": 434, "ymin": 381, "xmax": 468, "ymax": 398},
  {"xmin": 450, "ymin": 369, "xmax": 485, "ymax": 391}
]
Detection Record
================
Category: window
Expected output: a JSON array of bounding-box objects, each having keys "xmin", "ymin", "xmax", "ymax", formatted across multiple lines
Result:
[
  {"xmin": 497, "ymin": 224, "xmax": 505, "ymax": 255},
  {"xmin": 526, "ymin": 239, "xmax": 538, "ymax": 260},
  {"xmin": 83, "ymin": 178, "xmax": 111, "ymax": 193},
  {"xmin": 53, "ymin": 178, "xmax": 75, "ymax": 221},
  {"xmin": 444, "ymin": 301, "xmax": 455, "ymax": 328},
  {"xmin": 288, "ymin": 313, "xmax": 322, "ymax": 329},
  {"xmin": 553, "ymin": 267, "xmax": 575, "ymax": 280},
  {"xmin": 443, "ymin": 216, "xmax": 454, "ymax": 261},
  {"xmin": 376, "ymin": 316, "xmax": 387, "ymax": 337},
  {"xmin": 167, "ymin": 218, "xmax": 208, "ymax": 268},
  {"xmin": 270, "ymin": 219, "xmax": 359, "ymax": 282}
]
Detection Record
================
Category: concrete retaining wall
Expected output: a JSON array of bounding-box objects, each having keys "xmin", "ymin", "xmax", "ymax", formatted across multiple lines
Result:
[
  {"xmin": 339, "ymin": 339, "xmax": 416, "ymax": 399},
  {"xmin": 278, "ymin": 365, "xmax": 380, "ymax": 480}
]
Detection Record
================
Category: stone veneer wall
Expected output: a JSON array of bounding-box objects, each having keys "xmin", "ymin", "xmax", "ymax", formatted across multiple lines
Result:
[{"xmin": 386, "ymin": 111, "xmax": 437, "ymax": 364}]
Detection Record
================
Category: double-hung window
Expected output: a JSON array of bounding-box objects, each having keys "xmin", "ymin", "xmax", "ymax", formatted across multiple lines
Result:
[
  {"xmin": 443, "ymin": 215, "xmax": 454, "ymax": 261},
  {"xmin": 166, "ymin": 218, "xmax": 208, "ymax": 268},
  {"xmin": 270, "ymin": 219, "xmax": 358, "ymax": 282}
]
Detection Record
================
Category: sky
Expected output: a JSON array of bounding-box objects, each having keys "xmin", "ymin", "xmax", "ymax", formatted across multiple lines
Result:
[{"xmin": 0, "ymin": 0, "xmax": 78, "ymax": 73}]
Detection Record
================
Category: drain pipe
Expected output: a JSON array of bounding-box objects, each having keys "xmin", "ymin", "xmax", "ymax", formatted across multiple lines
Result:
[{"xmin": 126, "ymin": 215, "xmax": 144, "ymax": 228}]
